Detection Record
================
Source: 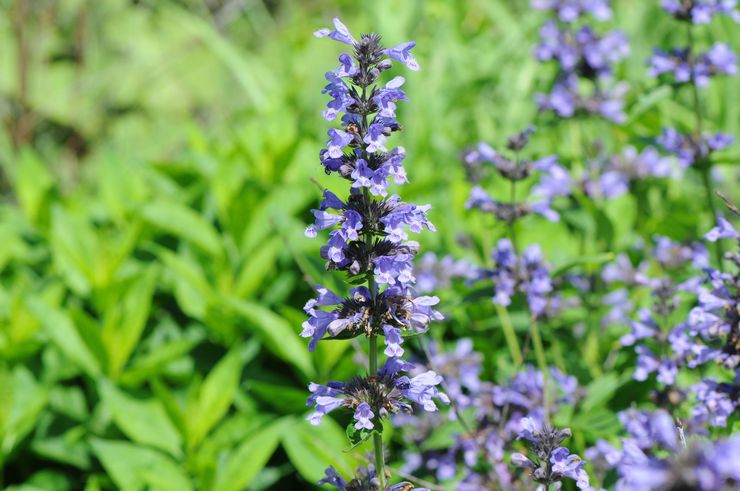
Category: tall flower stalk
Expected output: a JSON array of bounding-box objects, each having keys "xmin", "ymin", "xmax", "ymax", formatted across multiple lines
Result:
[
  {"xmin": 463, "ymin": 126, "xmax": 574, "ymax": 409},
  {"xmin": 651, "ymin": 1, "xmax": 738, "ymax": 268},
  {"xmin": 304, "ymin": 18, "xmax": 446, "ymax": 489}
]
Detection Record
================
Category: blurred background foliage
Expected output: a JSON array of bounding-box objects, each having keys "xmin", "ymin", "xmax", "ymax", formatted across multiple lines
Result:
[{"xmin": 0, "ymin": 0, "xmax": 737, "ymax": 490}]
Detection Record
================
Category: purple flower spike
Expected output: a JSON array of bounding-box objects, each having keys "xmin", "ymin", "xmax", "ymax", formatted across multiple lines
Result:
[{"xmin": 308, "ymin": 18, "xmax": 441, "ymax": 484}]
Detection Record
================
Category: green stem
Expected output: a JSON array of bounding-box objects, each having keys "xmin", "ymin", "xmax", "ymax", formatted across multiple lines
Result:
[
  {"xmin": 369, "ymin": 335, "xmax": 385, "ymax": 487},
  {"xmin": 686, "ymin": 24, "xmax": 724, "ymax": 269},
  {"xmin": 362, "ymin": 186, "xmax": 385, "ymax": 487},
  {"xmin": 529, "ymin": 317, "xmax": 550, "ymax": 423},
  {"xmin": 369, "ymin": 334, "xmax": 378, "ymax": 373},
  {"xmin": 700, "ymin": 167, "xmax": 724, "ymax": 269},
  {"xmin": 496, "ymin": 304, "xmax": 523, "ymax": 366},
  {"xmin": 686, "ymin": 24, "xmax": 704, "ymax": 136},
  {"xmin": 509, "ymin": 179, "xmax": 519, "ymax": 252}
]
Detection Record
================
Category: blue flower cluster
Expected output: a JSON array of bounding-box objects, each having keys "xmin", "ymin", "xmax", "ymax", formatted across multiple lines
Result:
[
  {"xmin": 652, "ymin": 1, "xmax": 738, "ymax": 167},
  {"xmin": 587, "ymin": 408, "xmax": 740, "ymax": 490},
  {"xmin": 582, "ymin": 146, "xmax": 675, "ymax": 199},
  {"xmin": 661, "ymin": 0, "xmax": 740, "ymax": 23},
  {"xmin": 513, "ymin": 417, "xmax": 591, "ymax": 490},
  {"xmin": 618, "ymin": 220, "xmax": 739, "ymax": 428},
  {"xmin": 649, "ymin": 43, "xmax": 737, "ymax": 87},
  {"xmin": 485, "ymin": 239, "xmax": 557, "ymax": 318},
  {"xmin": 319, "ymin": 464, "xmax": 428, "ymax": 491},
  {"xmin": 306, "ymin": 18, "xmax": 445, "ymax": 490},
  {"xmin": 463, "ymin": 126, "xmax": 572, "ymax": 224},
  {"xmin": 307, "ymin": 357, "xmax": 449, "ymax": 427},
  {"xmin": 397, "ymin": 339, "xmax": 590, "ymax": 490},
  {"xmin": 533, "ymin": 0, "xmax": 630, "ymax": 122},
  {"xmin": 532, "ymin": 0, "xmax": 612, "ymax": 22},
  {"xmin": 414, "ymin": 253, "xmax": 480, "ymax": 294}
]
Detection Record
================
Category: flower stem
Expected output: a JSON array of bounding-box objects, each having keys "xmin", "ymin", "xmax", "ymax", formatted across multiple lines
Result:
[
  {"xmin": 529, "ymin": 317, "xmax": 550, "ymax": 424},
  {"xmin": 509, "ymin": 179, "xmax": 519, "ymax": 252},
  {"xmin": 686, "ymin": 23, "xmax": 724, "ymax": 269},
  {"xmin": 362, "ymin": 186, "xmax": 385, "ymax": 486},
  {"xmin": 700, "ymin": 166, "xmax": 724, "ymax": 270},
  {"xmin": 368, "ymin": 335, "xmax": 386, "ymax": 487},
  {"xmin": 496, "ymin": 304, "xmax": 523, "ymax": 366}
]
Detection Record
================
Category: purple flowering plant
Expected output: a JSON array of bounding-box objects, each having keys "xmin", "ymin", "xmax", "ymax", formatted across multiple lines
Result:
[
  {"xmin": 6, "ymin": 1, "xmax": 740, "ymax": 490},
  {"xmin": 305, "ymin": 17, "xmax": 446, "ymax": 489},
  {"xmin": 295, "ymin": 5, "xmax": 739, "ymax": 491}
]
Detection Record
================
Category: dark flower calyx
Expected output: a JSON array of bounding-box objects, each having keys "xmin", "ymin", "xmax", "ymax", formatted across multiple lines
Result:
[{"xmin": 506, "ymin": 126, "xmax": 536, "ymax": 151}]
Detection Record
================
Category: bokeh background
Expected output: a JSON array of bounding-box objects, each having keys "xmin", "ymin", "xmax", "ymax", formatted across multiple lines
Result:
[{"xmin": 0, "ymin": 0, "xmax": 738, "ymax": 490}]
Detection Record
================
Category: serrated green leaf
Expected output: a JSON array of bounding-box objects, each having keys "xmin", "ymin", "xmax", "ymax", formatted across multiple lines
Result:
[{"xmin": 345, "ymin": 419, "xmax": 382, "ymax": 450}]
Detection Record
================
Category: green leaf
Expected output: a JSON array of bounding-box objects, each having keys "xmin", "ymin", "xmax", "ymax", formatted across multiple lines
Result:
[
  {"xmin": 2, "ymin": 367, "xmax": 48, "ymax": 455},
  {"xmin": 102, "ymin": 266, "xmax": 159, "ymax": 376},
  {"xmin": 27, "ymin": 299, "xmax": 101, "ymax": 377},
  {"xmin": 89, "ymin": 438, "xmax": 192, "ymax": 491},
  {"xmin": 211, "ymin": 418, "xmax": 289, "ymax": 491},
  {"xmin": 120, "ymin": 330, "xmax": 204, "ymax": 387},
  {"xmin": 48, "ymin": 385, "xmax": 88, "ymax": 422},
  {"xmin": 186, "ymin": 347, "xmax": 246, "ymax": 448},
  {"xmin": 627, "ymin": 85, "xmax": 672, "ymax": 122},
  {"xmin": 345, "ymin": 422, "xmax": 382, "ymax": 451},
  {"xmin": 226, "ymin": 298, "xmax": 314, "ymax": 378},
  {"xmin": 419, "ymin": 418, "xmax": 467, "ymax": 451},
  {"xmin": 167, "ymin": 6, "xmax": 270, "ymax": 112},
  {"xmin": 99, "ymin": 380, "xmax": 183, "ymax": 457},
  {"xmin": 552, "ymin": 252, "xmax": 616, "ymax": 277},
  {"xmin": 571, "ymin": 408, "xmax": 620, "ymax": 438},
  {"xmin": 581, "ymin": 373, "xmax": 620, "ymax": 412},
  {"xmin": 141, "ymin": 201, "xmax": 222, "ymax": 256},
  {"xmin": 16, "ymin": 148, "xmax": 53, "ymax": 225},
  {"xmin": 31, "ymin": 430, "xmax": 91, "ymax": 470},
  {"xmin": 156, "ymin": 248, "xmax": 214, "ymax": 319},
  {"xmin": 50, "ymin": 207, "xmax": 95, "ymax": 295},
  {"xmin": 282, "ymin": 417, "xmax": 359, "ymax": 483},
  {"xmin": 233, "ymin": 237, "xmax": 281, "ymax": 298}
]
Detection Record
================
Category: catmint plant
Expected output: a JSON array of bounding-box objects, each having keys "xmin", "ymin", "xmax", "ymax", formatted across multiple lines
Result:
[
  {"xmin": 650, "ymin": 1, "xmax": 738, "ymax": 266},
  {"xmin": 305, "ymin": 18, "xmax": 445, "ymax": 489},
  {"xmin": 512, "ymin": 417, "xmax": 591, "ymax": 490},
  {"xmin": 532, "ymin": 0, "xmax": 630, "ymax": 122},
  {"xmin": 396, "ymin": 339, "xmax": 591, "ymax": 490},
  {"xmin": 462, "ymin": 128, "xmax": 571, "ymax": 310},
  {"xmin": 463, "ymin": 126, "xmax": 572, "ymax": 228},
  {"xmin": 586, "ymin": 408, "xmax": 740, "ymax": 490},
  {"xmin": 581, "ymin": 146, "xmax": 675, "ymax": 200},
  {"xmin": 616, "ymin": 217, "xmax": 739, "ymax": 430}
]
